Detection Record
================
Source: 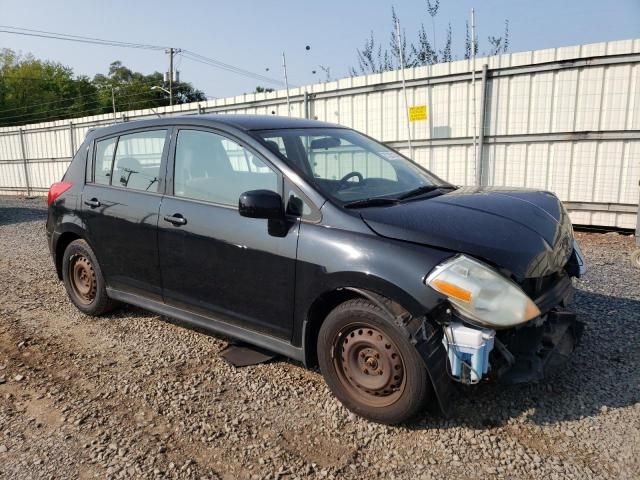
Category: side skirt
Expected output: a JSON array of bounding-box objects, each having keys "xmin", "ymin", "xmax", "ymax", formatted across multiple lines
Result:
[{"xmin": 106, "ymin": 288, "xmax": 305, "ymax": 363}]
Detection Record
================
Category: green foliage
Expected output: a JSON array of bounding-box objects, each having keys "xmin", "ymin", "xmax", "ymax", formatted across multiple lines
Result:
[
  {"xmin": 488, "ymin": 20, "xmax": 510, "ymax": 56},
  {"xmin": 255, "ymin": 86, "xmax": 274, "ymax": 93},
  {"xmin": 0, "ymin": 51, "xmax": 206, "ymax": 127},
  {"xmin": 0, "ymin": 49, "xmax": 99, "ymax": 126},
  {"xmin": 350, "ymin": 3, "xmax": 511, "ymax": 75}
]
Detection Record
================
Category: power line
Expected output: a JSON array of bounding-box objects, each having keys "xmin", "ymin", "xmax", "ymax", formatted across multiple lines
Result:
[
  {"xmin": 181, "ymin": 51, "xmax": 287, "ymax": 87},
  {"xmin": 0, "ymin": 93, "xmax": 98, "ymax": 114},
  {"xmin": 0, "ymin": 25, "xmax": 287, "ymax": 86},
  {"xmin": 2, "ymin": 92, "xmax": 166, "ymax": 121},
  {"xmin": 2, "ymin": 96, "xmax": 170, "ymax": 126},
  {"xmin": 0, "ymin": 89, "xmax": 174, "ymax": 121},
  {"xmin": 0, "ymin": 79, "xmax": 175, "ymax": 115},
  {"xmin": 0, "ymin": 25, "xmax": 167, "ymax": 50}
]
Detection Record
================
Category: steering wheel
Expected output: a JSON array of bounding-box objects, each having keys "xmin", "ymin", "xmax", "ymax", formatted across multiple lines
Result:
[{"xmin": 337, "ymin": 171, "xmax": 364, "ymax": 189}]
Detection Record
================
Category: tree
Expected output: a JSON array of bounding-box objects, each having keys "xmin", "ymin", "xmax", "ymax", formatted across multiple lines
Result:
[
  {"xmin": 350, "ymin": 3, "xmax": 511, "ymax": 74},
  {"xmin": 0, "ymin": 52, "xmax": 206, "ymax": 127},
  {"xmin": 318, "ymin": 65, "xmax": 332, "ymax": 82},
  {"xmin": 92, "ymin": 61, "xmax": 205, "ymax": 113},
  {"xmin": 439, "ymin": 23, "xmax": 453, "ymax": 62},
  {"xmin": 464, "ymin": 21, "xmax": 479, "ymax": 60},
  {"xmin": 255, "ymin": 86, "xmax": 275, "ymax": 93},
  {"xmin": 389, "ymin": 7, "xmax": 415, "ymax": 69},
  {"xmin": 426, "ymin": 0, "xmax": 440, "ymax": 54},
  {"xmin": 351, "ymin": 8, "xmax": 416, "ymax": 76},
  {"xmin": 350, "ymin": 31, "xmax": 386, "ymax": 75},
  {"xmin": 0, "ymin": 49, "xmax": 102, "ymax": 127},
  {"xmin": 488, "ymin": 20, "xmax": 510, "ymax": 55},
  {"xmin": 412, "ymin": 24, "xmax": 438, "ymax": 66}
]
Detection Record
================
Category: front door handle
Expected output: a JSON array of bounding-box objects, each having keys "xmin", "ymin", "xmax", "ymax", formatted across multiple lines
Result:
[
  {"xmin": 84, "ymin": 198, "xmax": 101, "ymax": 208},
  {"xmin": 164, "ymin": 214, "xmax": 187, "ymax": 226}
]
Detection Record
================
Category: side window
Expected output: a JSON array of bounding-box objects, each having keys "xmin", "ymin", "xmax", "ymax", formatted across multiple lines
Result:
[
  {"xmin": 174, "ymin": 130, "xmax": 279, "ymax": 206},
  {"xmin": 112, "ymin": 130, "xmax": 167, "ymax": 192},
  {"xmin": 93, "ymin": 137, "xmax": 117, "ymax": 185},
  {"xmin": 285, "ymin": 179, "xmax": 321, "ymax": 222}
]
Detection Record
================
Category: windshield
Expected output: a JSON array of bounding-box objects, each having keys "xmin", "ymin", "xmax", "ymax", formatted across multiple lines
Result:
[{"xmin": 254, "ymin": 128, "xmax": 449, "ymax": 204}]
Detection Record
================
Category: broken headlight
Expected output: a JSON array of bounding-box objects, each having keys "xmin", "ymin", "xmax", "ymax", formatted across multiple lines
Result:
[{"xmin": 425, "ymin": 255, "xmax": 541, "ymax": 329}]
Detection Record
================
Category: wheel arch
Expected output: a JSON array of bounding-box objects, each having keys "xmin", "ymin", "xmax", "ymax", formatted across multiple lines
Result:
[
  {"xmin": 301, "ymin": 284, "xmax": 421, "ymax": 368},
  {"xmin": 53, "ymin": 223, "xmax": 94, "ymax": 280}
]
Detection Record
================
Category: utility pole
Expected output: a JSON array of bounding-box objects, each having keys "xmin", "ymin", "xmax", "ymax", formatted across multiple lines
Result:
[
  {"xmin": 111, "ymin": 87, "xmax": 117, "ymax": 121},
  {"xmin": 471, "ymin": 8, "xmax": 478, "ymax": 185},
  {"xmin": 282, "ymin": 52, "xmax": 291, "ymax": 116},
  {"xmin": 165, "ymin": 48, "xmax": 181, "ymax": 107},
  {"xmin": 396, "ymin": 17, "xmax": 412, "ymax": 158}
]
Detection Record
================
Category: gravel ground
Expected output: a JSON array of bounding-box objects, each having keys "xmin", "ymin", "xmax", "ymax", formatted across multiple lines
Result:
[{"xmin": 0, "ymin": 195, "xmax": 638, "ymax": 480}]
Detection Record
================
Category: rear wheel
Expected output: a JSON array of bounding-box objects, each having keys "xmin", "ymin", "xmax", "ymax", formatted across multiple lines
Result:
[
  {"xmin": 62, "ymin": 239, "xmax": 116, "ymax": 316},
  {"xmin": 317, "ymin": 299, "xmax": 432, "ymax": 424}
]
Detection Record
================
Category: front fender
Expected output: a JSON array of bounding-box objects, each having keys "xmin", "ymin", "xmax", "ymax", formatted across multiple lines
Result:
[
  {"xmin": 292, "ymin": 221, "xmax": 458, "ymax": 414},
  {"xmin": 293, "ymin": 222, "xmax": 453, "ymax": 344}
]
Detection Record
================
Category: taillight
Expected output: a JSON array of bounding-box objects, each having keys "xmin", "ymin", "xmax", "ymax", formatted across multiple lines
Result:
[{"xmin": 47, "ymin": 181, "xmax": 73, "ymax": 205}]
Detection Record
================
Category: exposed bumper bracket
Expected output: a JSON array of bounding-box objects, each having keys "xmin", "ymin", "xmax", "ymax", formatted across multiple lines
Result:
[{"xmin": 494, "ymin": 310, "xmax": 584, "ymax": 385}]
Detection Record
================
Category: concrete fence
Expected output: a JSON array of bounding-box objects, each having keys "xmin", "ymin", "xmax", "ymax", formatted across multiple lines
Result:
[{"xmin": 1, "ymin": 39, "xmax": 639, "ymax": 230}]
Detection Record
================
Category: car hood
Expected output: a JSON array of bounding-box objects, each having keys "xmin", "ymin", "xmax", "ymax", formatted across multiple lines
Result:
[{"xmin": 359, "ymin": 187, "xmax": 574, "ymax": 279}]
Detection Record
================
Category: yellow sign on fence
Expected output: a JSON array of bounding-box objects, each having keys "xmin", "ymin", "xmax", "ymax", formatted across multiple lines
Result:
[{"xmin": 408, "ymin": 105, "xmax": 428, "ymax": 122}]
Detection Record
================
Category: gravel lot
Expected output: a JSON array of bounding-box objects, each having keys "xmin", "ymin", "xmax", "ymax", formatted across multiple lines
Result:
[{"xmin": 0, "ymin": 195, "xmax": 638, "ymax": 480}]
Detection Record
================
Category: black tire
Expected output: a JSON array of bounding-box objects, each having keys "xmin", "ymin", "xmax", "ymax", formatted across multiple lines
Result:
[
  {"xmin": 317, "ymin": 298, "xmax": 433, "ymax": 424},
  {"xmin": 62, "ymin": 239, "xmax": 117, "ymax": 316}
]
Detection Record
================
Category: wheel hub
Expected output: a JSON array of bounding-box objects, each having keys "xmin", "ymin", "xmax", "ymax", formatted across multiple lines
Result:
[
  {"xmin": 336, "ymin": 326, "xmax": 405, "ymax": 407},
  {"xmin": 70, "ymin": 255, "xmax": 96, "ymax": 305}
]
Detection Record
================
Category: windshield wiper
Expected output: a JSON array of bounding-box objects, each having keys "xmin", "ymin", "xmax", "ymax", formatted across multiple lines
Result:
[
  {"xmin": 343, "ymin": 197, "xmax": 399, "ymax": 209},
  {"xmin": 398, "ymin": 184, "xmax": 457, "ymax": 200}
]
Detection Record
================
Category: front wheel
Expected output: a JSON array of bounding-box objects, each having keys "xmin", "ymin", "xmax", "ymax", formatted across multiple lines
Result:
[
  {"xmin": 62, "ymin": 239, "xmax": 116, "ymax": 316},
  {"xmin": 317, "ymin": 299, "xmax": 433, "ymax": 424}
]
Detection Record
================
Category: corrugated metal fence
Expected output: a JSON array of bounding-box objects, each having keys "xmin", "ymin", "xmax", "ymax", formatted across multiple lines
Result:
[{"xmin": 1, "ymin": 39, "xmax": 639, "ymax": 229}]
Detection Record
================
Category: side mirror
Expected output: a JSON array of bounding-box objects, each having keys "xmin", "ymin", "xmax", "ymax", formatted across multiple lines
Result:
[{"xmin": 239, "ymin": 190, "xmax": 284, "ymax": 219}]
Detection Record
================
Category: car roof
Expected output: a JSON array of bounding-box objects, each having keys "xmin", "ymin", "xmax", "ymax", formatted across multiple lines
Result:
[{"xmin": 88, "ymin": 114, "xmax": 344, "ymax": 139}]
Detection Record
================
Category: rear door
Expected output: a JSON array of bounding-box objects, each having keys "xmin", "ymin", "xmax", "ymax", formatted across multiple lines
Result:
[
  {"xmin": 82, "ymin": 128, "xmax": 170, "ymax": 300},
  {"xmin": 158, "ymin": 127, "xmax": 299, "ymax": 339}
]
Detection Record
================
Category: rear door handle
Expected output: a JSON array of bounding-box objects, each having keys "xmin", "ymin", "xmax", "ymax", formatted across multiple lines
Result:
[
  {"xmin": 84, "ymin": 198, "xmax": 101, "ymax": 208},
  {"xmin": 164, "ymin": 214, "xmax": 187, "ymax": 226}
]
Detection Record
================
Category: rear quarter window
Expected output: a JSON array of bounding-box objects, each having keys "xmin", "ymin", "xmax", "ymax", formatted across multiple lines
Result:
[{"xmin": 93, "ymin": 137, "xmax": 117, "ymax": 185}]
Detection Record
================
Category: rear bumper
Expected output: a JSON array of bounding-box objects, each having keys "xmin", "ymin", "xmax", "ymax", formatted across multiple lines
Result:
[{"xmin": 46, "ymin": 227, "xmax": 63, "ymax": 279}]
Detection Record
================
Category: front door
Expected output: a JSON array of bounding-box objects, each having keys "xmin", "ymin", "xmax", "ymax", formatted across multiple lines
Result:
[
  {"xmin": 158, "ymin": 128, "xmax": 298, "ymax": 339},
  {"xmin": 82, "ymin": 129, "xmax": 170, "ymax": 300}
]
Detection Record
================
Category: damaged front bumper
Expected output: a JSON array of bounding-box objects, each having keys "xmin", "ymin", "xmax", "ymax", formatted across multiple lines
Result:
[
  {"xmin": 491, "ymin": 273, "xmax": 585, "ymax": 384},
  {"xmin": 415, "ymin": 273, "xmax": 584, "ymax": 415},
  {"xmin": 491, "ymin": 309, "xmax": 584, "ymax": 384}
]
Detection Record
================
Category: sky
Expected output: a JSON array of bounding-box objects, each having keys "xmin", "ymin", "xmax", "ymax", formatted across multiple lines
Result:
[{"xmin": 1, "ymin": 0, "xmax": 639, "ymax": 99}]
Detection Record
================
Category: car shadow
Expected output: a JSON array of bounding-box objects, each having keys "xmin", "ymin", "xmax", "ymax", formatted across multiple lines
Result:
[
  {"xmin": 409, "ymin": 288, "xmax": 640, "ymax": 429},
  {"xmin": 0, "ymin": 205, "xmax": 47, "ymax": 226}
]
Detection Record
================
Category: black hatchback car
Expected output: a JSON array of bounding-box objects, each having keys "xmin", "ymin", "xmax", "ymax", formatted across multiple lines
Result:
[{"xmin": 47, "ymin": 115, "xmax": 585, "ymax": 424}]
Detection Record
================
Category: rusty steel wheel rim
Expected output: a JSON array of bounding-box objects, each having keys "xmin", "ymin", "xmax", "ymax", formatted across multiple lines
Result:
[
  {"xmin": 69, "ymin": 254, "xmax": 96, "ymax": 305},
  {"xmin": 333, "ymin": 324, "xmax": 406, "ymax": 407}
]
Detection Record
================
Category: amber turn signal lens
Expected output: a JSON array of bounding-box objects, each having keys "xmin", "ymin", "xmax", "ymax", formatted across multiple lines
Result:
[{"xmin": 431, "ymin": 279, "xmax": 472, "ymax": 302}]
